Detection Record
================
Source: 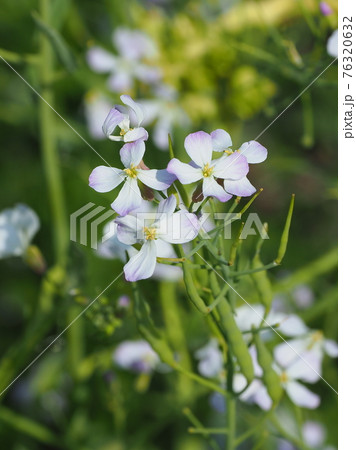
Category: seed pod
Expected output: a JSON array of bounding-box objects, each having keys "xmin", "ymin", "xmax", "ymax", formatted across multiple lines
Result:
[
  {"xmin": 251, "ymin": 252, "xmax": 273, "ymax": 312},
  {"xmin": 254, "ymin": 331, "xmax": 283, "ymax": 406},
  {"xmin": 209, "ymin": 272, "xmax": 254, "ymax": 382}
]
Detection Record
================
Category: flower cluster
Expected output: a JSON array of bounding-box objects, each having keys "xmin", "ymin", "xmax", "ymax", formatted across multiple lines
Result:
[{"xmin": 89, "ymin": 95, "xmax": 267, "ymax": 281}]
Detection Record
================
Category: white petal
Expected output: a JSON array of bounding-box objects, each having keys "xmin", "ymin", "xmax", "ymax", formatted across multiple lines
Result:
[
  {"xmin": 286, "ymin": 352, "xmax": 322, "ymax": 384},
  {"xmin": 327, "ymin": 30, "xmax": 338, "ymax": 58},
  {"xmin": 253, "ymin": 384, "xmax": 273, "ymax": 410},
  {"xmin": 167, "ymin": 159, "xmax": 202, "ymax": 184},
  {"xmin": 184, "ymin": 131, "xmax": 213, "ymax": 166},
  {"xmin": 113, "ymin": 340, "xmax": 159, "ymax": 373},
  {"xmin": 102, "ymin": 107, "xmax": 127, "ymax": 138},
  {"xmin": 124, "ymin": 240, "xmax": 157, "ymax": 281},
  {"xmin": 239, "ymin": 141, "xmax": 268, "ymax": 164},
  {"xmin": 213, "ymin": 152, "xmax": 249, "ymax": 180},
  {"xmin": 323, "ymin": 339, "xmax": 338, "ymax": 357},
  {"xmin": 107, "ymin": 71, "xmax": 132, "ymax": 92},
  {"xmin": 157, "ymin": 211, "xmax": 200, "ymax": 244},
  {"xmin": 157, "ymin": 195, "xmax": 177, "ymax": 216},
  {"xmin": 120, "ymin": 95, "xmax": 145, "ymax": 126},
  {"xmin": 232, "ymin": 374, "xmax": 248, "ymax": 393},
  {"xmin": 234, "ymin": 304, "xmax": 265, "ymax": 333},
  {"xmin": 202, "ymin": 177, "xmax": 232, "ymax": 202},
  {"xmin": 111, "ymin": 178, "xmax": 142, "ymax": 216},
  {"xmin": 302, "ymin": 421, "xmax": 326, "ymax": 448},
  {"xmin": 120, "ymin": 140, "xmax": 146, "ymax": 168},
  {"xmin": 210, "ymin": 129, "xmax": 232, "ymax": 152},
  {"xmin": 269, "ymin": 312, "xmax": 309, "ymax": 337},
  {"xmin": 138, "ymin": 169, "xmax": 175, "ymax": 190},
  {"xmin": 116, "ymin": 215, "xmax": 142, "ymax": 245},
  {"xmin": 124, "ymin": 127, "xmax": 148, "ymax": 143},
  {"xmin": 89, "ymin": 166, "xmax": 124, "ymax": 193},
  {"xmin": 274, "ymin": 339, "xmax": 307, "ymax": 368},
  {"xmin": 224, "ymin": 177, "xmax": 256, "ymax": 197},
  {"xmin": 285, "ymin": 381, "xmax": 320, "ymax": 409},
  {"xmin": 86, "ymin": 47, "xmax": 116, "ymax": 72}
]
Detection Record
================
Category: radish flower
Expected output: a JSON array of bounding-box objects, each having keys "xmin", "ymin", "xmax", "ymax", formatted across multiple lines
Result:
[
  {"xmin": 89, "ymin": 139, "xmax": 175, "ymax": 216},
  {"xmin": 113, "ymin": 340, "xmax": 159, "ymax": 373},
  {"xmin": 115, "ymin": 196, "xmax": 200, "ymax": 281},
  {"xmin": 210, "ymin": 129, "xmax": 267, "ymax": 197},
  {"xmin": 167, "ymin": 131, "xmax": 249, "ymax": 202},
  {"xmin": 102, "ymin": 95, "xmax": 149, "ymax": 143}
]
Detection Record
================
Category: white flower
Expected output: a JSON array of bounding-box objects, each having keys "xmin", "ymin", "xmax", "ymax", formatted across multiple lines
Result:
[
  {"xmin": 115, "ymin": 195, "xmax": 200, "ymax": 281},
  {"xmin": 195, "ymin": 339, "xmax": 224, "ymax": 378},
  {"xmin": 86, "ymin": 27, "xmax": 161, "ymax": 92},
  {"xmin": 84, "ymin": 91, "xmax": 112, "ymax": 139},
  {"xmin": 89, "ymin": 139, "xmax": 175, "ymax": 216},
  {"xmin": 327, "ymin": 30, "xmax": 338, "ymax": 58},
  {"xmin": 0, "ymin": 204, "xmax": 40, "ymax": 259},
  {"xmin": 113, "ymin": 340, "xmax": 159, "ymax": 373},
  {"xmin": 102, "ymin": 95, "xmax": 149, "ymax": 143}
]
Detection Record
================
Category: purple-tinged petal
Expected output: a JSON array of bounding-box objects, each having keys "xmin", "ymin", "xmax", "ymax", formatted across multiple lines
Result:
[
  {"xmin": 113, "ymin": 340, "xmax": 159, "ymax": 373},
  {"xmin": 124, "ymin": 240, "xmax": 157, "ymax": 281},
  {"xmin": 116, "ymin": 215, "xmax": 143, "ymax": 245},
  {"xmin": 213, "ymin": 152, "xmax": 249, "ymax": 180},
  {"xmin": 111, "ymin": 178, "xmax": 142, "ymax": 216},
  {"xmin": 184, "ymin": 131, "xmax": 213, "ymax": 166},
  {"xmin": 108, "ymin": 71, "xmax": 132, "ymax": 92},
  {"xmin": 224, "ymin": 176, "xmax": 256, "ymax": 197},
  {"xmin": 158, "ymin": 211, "xmax": 200, "ymax": 244},
  {"xmin": 167, "ymin": 159, "xmax": 202, "ymax": 184},
  {"xmin": 102, "ymin": 107, "xmax": 127, "ymax": 138},
  {"xmin": 319, "ymin": 1, "xmax": 333, "ymax": 16},
  {"xmin": 124, "ymin": 127, "xmax": 148, "ymax": 143},
  {"xmin": 113, "ymin": 28, "xmax": 157, "ymax": 61},
  {"xmin": 157, "ymin": 195, "xmax": 176, "ymax": 216},
  {"xmin": 138, "ymin": 169, "xmax": 175, "ymax": 191},
  {"xmin": 202, "ymin": 177, "xmax": 232, "ymax": 202},
  {"xmin": 120, "ymin": 95, "xmax": 145, "ymax": 126},
  {"xmin": 120, "ymin": 140, "xmax": 146, "ymax": 168},
  {"xmin": 285, "ymin": 381, "xmax": 320, "ymax": 409},
  {"xmin": 86, "ymin": 47, "xmax": 116, "ymax": 73},
  {"xmin": 210, "ymin": 129, "xmax": 232, "ymax": 152},
  {"xmin": 89, "ymin": 166, "xmax": 125, "ymax": 193},
  {"xmin": 239, "ymin": 141, "xmax": 268, "ymax": 164}
]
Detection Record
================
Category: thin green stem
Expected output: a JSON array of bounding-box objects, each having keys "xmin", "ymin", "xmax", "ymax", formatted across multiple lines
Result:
[{"xmin": 183, "ymin": 408, "xmax": 221, "ymax": 450}]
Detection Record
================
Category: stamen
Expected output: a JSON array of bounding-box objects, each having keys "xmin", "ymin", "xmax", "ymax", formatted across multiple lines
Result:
[
  {"xmin": 144, "ymin": 227, "xmax": 157, "ymax": 241},
  {"xmin": 202, "ymin": 163, "xmax": 214, "ymax": 177},
  {"xmin": 124, "ymin": 165, "xmax": 138, "ymax": 178}
]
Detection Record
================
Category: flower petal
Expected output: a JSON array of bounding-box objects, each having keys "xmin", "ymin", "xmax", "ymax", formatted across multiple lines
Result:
[
  {"xmin": 116, "ymin": 215, "xmax": 142, "ymax": 245},
  {"xmin": 102, "ymin": 107, "xmax": 127, "ymax": 138},
  {"xmin": 286, "ymin": 352, "xmax": 321, "ymax": 384},
  {"xmin": 89, "ymin": 166, "xmax": 125, "ymax": 193},
  {"xmin": 158, "ymin": 211, "xmax": 200, "ymax": 244},
  {"xmin": 120, "ymin": 140, "xmax": 146, "ymax": 168},
  {"xmin": 138, "ymin": 169, "xmax": 176, "ymax": 191},
  {"xmin": 327, "ymin": 30, "xmax": 338, "ymax": 58},
  {"xmin": 124, "ymin": 127, "xmax": 148, "ymax": 143},
  {"xmin": 108, "ymin": 71, "xmax": 132, "ymax": 92},
  {"xmin": 202, "ymin": 177, "xmax": 232, "ymax": 202},
  {"xmin": 86, "ymin": 47, "xmax": 116, "ymax": 72},
  {"xmin": 184, "ymin": 131, "xmax": 213, "ymax": 166},
  {"xmin": 213, "ymin": 152, "xmax": 249, "ymax": 180},
  {"xmin": 224, "ymin": 177, "xmax": 256, "ymax": 197},
  {"xmin": 274, "ymin": 338, "xmax": 307, "ymax": 368},
  {"xmin": 167, "ymin": 159, "xmax": 202, "ymax": 184},
  {"xmin": 210, "ymin": 129, "xmax": 232, "ymax": 152},
  {"xmin": 285, "ymin": 381, "xmax": 320, "ymax": 409},
  {"xmin": 239, "ymin": 141, "xmax": 268, "ymax": 164},
  {"xmin": 120, "ymin": 95, "xmax": 145, "ymax": 126},
  {"xmin": 111, "ymin": 178, "xmax": 142, "ymax": 216},
  {"xmin": 124, "ymin": 240, "xmax": 157, "ymax": 281},
  {"xmin": 157, "ymin": 195, "xmax": 177, "ymax": 216},
  {"xmin": 323, "ymin": 339, "xmax": 338, "ymax": 357}
]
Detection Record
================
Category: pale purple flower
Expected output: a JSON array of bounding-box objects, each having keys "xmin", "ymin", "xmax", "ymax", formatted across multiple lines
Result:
[
  {"xmin": 167, "ymin": 131, "xmax": 249, "ymax": 202},
  {"xmin": 84, "ymin": 91, "xmax": 112, "ymax": 139},
  {"xmin": 115, "ymin": 196, "xmax": 200, "ymax": 281},
  {"xmin": 302, "ymin": 421, "xmax": 326, "ymax": 448},
  {"xmin": 113, "ymin": 340, "xmax": 159, "ymax": 373},
  {"xmin": 210, "ymin": 129, "xmax": 267, "ymax": 197},
  {"xmin": 0, "ymin": 204, "xmax": 40, "ymax": 258},
  {"xmin": 86, "ymin": 27, "xmax": 161, "ymax": 92},
  {"xmin": 89, "ymin": 139, "xmax": 175, "ymax": 216},
  {"xmin": 102, "ymin": 95, "xmax": 148, "ymax": 143},
  {"xmin": 195, "ymin": 339, "xmax": 224, "ymax": 378},
  {"xmin": 118, "ymin": 295, "xmax": 130, "ymax": 308},
  {"xmin": 327, "ymin": 30, "xmax": 338, "ymax": 58},
  {"xmin": 274, "ymin": 330, "xmax": 338, "ymax": 368},
  {"xmin": 97, "ymin": 211, "xmax": 183, "ymax": 281},
  {"xmin": 319, "ymin": 2, "xmax": 333, "ymax": 16},
  {"xmin": 292, "ymin": 284, "xmax": 315, "ymax": 309}
]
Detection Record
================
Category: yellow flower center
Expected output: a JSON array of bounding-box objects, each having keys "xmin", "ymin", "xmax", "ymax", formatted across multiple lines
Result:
[
  {"xmin": 144, "ymin": 227, "xmax": 157, "ymax": 241},
  {"xmin": 120, "ymin": 127, "xmax": 133, "ymax": 136},
  {"xmin": 280, "ymin": 371, "xmax": 288, "ymax": 383},
  {"xmin": 124, "ymin": 165, "xmax": 138, "ymax": 178},
  {"xmin": 202, "ymin": 163, "xmax": 214, "ymax": 177},
  {"xmin": 224, "ymin": 149, "xmax": 234, "ymax": 155}
]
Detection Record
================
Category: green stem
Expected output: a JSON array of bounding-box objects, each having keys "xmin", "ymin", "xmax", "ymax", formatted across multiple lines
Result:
[
  {"xmin": 226, "ymin": 353, "xmax": 236, "ymax": 450},
  {"xmin": 39, "ymin": 0, "xmax": 68, "ymax": 267},
  {"xmin": 183, "ymin": 408, "xmax": 221, "ymax": 450}
]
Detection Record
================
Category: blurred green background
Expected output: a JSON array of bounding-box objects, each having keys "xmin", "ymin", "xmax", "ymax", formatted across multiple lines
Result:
[{"xmin": 0, "ymin": 0, "xmax": 337, "ymax": 448}]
